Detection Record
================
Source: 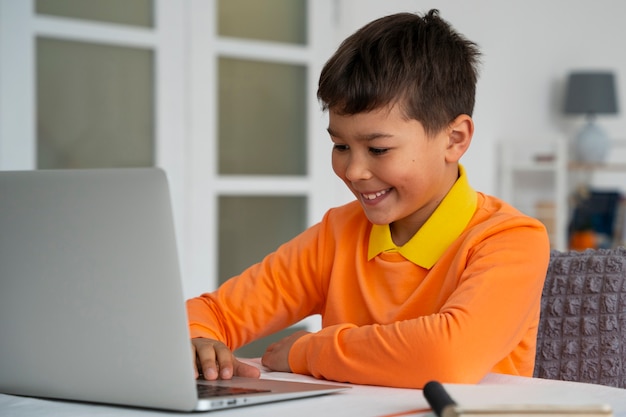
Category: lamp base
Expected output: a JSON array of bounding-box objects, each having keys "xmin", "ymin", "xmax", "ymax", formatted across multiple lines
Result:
[{"xmin": 573, "ymin": 121, "xmax": 610, "ymax": 163}]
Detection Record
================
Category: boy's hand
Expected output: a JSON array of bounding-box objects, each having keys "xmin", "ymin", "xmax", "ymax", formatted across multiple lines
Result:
[
  {"xmin": 191, "ymin": 338, "xmax": 260, "ymax": 380},
  {"xmin": 261, "ymin": 330, "xmax": 310, "ymax": 372}
]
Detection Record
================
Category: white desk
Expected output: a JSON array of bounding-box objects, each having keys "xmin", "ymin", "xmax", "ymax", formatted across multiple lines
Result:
[{"xmin": 3, "ymin": 359, "xmax": 626, "ymax": 417}]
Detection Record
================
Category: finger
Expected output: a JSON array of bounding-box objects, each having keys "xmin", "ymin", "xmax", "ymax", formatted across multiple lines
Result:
[
  {"xmin": 234, "ymin": 359, "xmax": 261, "ymax": 379},
  {"xmin": 213, "ymin": 343, "xmax": 235, "ymax": 379},
  {"xmin": 261, "ymin": 348, "xmax": 277, "ymax": 370},
  {"xmin": 261, "ymin": 350, "xmax": 270, "ymax": 368},
  {"xmin": 195, "ymin": 341, "xmax": 220, "ymax": 380},
  {"xmin": 191, "ymin": 343, "xmax": 199, "ymax": 379}
]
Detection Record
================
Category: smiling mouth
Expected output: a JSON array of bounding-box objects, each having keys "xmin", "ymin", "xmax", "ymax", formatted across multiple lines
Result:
[{"xmin": 361, "ymin": 188, "xmax": 391, "ymax": 201}]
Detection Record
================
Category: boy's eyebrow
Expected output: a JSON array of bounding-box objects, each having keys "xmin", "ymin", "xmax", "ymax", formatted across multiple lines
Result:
[{"xmin": 326, "ymin": 127, "xmax": 393, "ymax": 141}]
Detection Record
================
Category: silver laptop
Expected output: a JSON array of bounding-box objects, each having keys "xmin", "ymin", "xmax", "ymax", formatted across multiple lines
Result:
[{"xmin": 0, "ymin": 168, "xmax": 346, "ymax": 412}]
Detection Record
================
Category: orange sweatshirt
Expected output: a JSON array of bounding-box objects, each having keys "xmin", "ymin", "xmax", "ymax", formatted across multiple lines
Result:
[{"xmin": 187, "ymin": 170, "xmax": 550, "ymax": 388}]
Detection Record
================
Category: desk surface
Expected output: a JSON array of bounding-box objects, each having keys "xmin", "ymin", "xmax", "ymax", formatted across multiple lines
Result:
[{"xmin": 3, "ymin": 359, "xmax": 626, "ymax": 417}]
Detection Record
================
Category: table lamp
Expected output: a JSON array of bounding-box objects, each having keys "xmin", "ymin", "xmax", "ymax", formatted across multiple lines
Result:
[{"xmin": 564, "ymin": 71, "xmax": 618, "ymax": 163}]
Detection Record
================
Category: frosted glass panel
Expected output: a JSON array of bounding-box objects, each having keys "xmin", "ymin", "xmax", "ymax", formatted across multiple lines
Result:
[
  {"xmin": 37, "ymin": 37, "xmax": 154, "ymax": 169},
  {"xmin": 218, "ymin": 58, "xmax": 307, "ymax": 175},
  {"xmin": 218, "ymin": 196, "xmax": 307, "ymax": 284},
  {"xmin": 218, "ymin": 0, "xmax": 307, "ymax": 44},
  {"xmin": 36, "ymin": 0, "xmax": 153, "ymax": 27}
]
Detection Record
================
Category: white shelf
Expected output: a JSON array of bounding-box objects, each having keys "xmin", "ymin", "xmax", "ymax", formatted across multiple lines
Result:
[
  {"xmin": 498, "ymin": 138, "xmax": 568, "ymax": 251},
  {"xmin": 499, "ymin": 137, "xmax": 626, "ymax": 251},
  {"xmin": 510, "ymin": 163, "xmax": 558, "ymax": 172}
]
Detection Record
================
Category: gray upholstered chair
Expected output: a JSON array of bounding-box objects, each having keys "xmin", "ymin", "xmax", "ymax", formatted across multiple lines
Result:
[{"xmin": 534, "ymin": 247, "xmax": 626, "ymax": 387}]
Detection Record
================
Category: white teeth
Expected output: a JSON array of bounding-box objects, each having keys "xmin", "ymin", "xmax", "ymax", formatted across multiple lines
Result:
[{"xmin": 362, "ymin": 189, "xmax": 388, "ymax": 200}]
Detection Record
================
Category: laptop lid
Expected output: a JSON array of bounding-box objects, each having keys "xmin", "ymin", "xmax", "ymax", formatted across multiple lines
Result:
[{"xmin": 0, "ymin": 168, "xmax": 345, "ymax": 412}]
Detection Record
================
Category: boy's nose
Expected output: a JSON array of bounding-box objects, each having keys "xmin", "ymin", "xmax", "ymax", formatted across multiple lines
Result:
[{"xmin": 344, "ymin": 155, "xmax": 372, "ymax": 182}]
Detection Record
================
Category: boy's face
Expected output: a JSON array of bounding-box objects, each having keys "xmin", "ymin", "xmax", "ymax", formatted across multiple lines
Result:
[{"xmin": 328, "ymin": 103, "xmax": 461, "ymax": 244}]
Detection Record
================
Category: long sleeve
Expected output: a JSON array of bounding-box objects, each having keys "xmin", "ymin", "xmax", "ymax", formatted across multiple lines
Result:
[
  {"xmin": 287, "ymin": 195, "xmax": 550, "ymax": 388},
  {"xmin": 187, "ymin": 193, "xmax": 550, "ymax": 389}
]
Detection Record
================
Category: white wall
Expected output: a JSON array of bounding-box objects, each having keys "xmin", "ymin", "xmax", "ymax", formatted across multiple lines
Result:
[{"xmin": 330, "ymin": 0, "xmax": 626, "ymax": 196}]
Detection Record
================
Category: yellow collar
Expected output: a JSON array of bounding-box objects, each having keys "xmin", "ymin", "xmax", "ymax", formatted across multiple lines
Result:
[{"xmin": 367, "ymin": 165, "xmax": 477, "ymax": 269}]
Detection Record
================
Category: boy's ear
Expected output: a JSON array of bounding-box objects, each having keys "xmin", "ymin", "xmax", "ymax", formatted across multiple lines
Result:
[{"xmin": 444, "ymin": 114, "xmax": 473, "ymax": 163}]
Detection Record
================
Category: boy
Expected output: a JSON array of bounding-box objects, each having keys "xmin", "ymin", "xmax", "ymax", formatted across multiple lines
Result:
[{"xmin": 187, "ymin": 10, "xmax": 550, "ymax": 389}]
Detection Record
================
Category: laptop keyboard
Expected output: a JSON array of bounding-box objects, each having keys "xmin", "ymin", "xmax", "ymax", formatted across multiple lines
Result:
[{"xmin": 196, "ymin": 383, "xmax": 270, "ymax": 399}]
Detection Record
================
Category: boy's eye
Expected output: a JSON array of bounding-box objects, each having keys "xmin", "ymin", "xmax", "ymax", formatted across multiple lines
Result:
[
  {"xmin": 333, "ymin": 144, "xmax": 349, "ymax": 152},
  {"xmin": 369, "ymin": 147, "xmax": 388, "ymax": 156}
]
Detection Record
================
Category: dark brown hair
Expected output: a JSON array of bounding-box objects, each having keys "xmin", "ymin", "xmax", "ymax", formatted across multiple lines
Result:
[{"xmin": 317, "ymin": 10, "xmax": 481, "ymax": 136}]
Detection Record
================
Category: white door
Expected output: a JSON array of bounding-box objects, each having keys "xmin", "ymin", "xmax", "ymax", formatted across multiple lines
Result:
[
  {"xmin": 0, "ymin": 0, "xmax": 347, "ymax": 355},
  {"xmin": 186, "ymin": 0, "xmax": 343, "ymax": 354},
  {"xmin": 0, "ymin": 0, "xmax": 187, "ymax": 266}
]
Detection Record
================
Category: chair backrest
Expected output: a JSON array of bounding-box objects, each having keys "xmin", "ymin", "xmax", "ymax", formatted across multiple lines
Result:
[{"xmin": 534, "ymin": 247, "xmax": 626, "ymax": 387}]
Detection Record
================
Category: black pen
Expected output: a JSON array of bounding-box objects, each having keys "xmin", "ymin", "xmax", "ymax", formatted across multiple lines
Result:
[{"xmin": 423, "ymin": 381, "xmax": 457, "ymax": 417}]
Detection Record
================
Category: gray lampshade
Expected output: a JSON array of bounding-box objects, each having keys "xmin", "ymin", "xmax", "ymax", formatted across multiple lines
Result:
[{"xmin": 564, "ymin": 71, "xmax": 618, "ymax": 116}]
